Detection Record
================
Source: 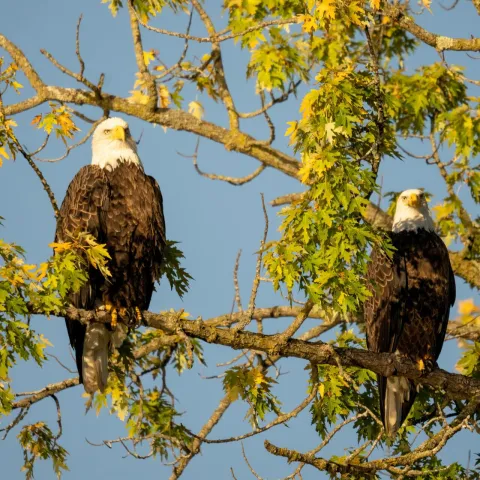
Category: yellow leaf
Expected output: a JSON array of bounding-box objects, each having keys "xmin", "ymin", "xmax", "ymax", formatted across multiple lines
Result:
[
  {"xmin": 285, "ymin": 121, "xmax": 298, "ymax": 138},
  {"xmin": 143, "ymin": 50, "xmax": 156, "ymax": 66},
  {"xmin": 458, "ymin": 298, "xmax": 479, "ymax": 316},
  {"xmin": 252, "ymin": 368, "xmax": 265, "ymax": 385},
  {"xmin": 11, "ymin": 80, "xmax": 23, "ymax": 91},
  {"xmin": 317, "ymin": 0, "xmax": 336, "ymax": 20},
  {"xmin": 48, "ymin": 241, "xmax": 72, "ymax": 253},
  {"xmin": 133, "ymin": 72, "xmax": 148, "ymax": 90},
  {"xmin": 158, "ymin": 84, "xmax": 170, "ymax": 109},
  {"xmin": 298, "ymin": 14, "xmax": 316, "ymax": 33},
  {"xmin": 56, "ymin": 112, "xmax": 80, "ymax": 139},
  {"xmin": 128, "ymin": 90, "xmax": 150, "ymax": 105},
  {"xmin": 188, "ymin": 100, "xmax": 204, "ymax": 120},
  {"xmin": 370, "ymin": 0, "xmax": 380, "ymax": 9},
  {"xmin": 432, "ymin": 202, "xmax": 455, "ymax": 221},
  {"xmin": 0, "ymin": 147, "xmax": 9, "ymax": 163},
  {"xmin": 421, "ymin": 0, "xmax": 432, "ymax": 11},
  {"xmin": 36, "ymin": 263, "xmax": 49, "ymax": 281},
  {"xmin": 318, "ymin": 383, "xmax": 325, "ymax": 398}
]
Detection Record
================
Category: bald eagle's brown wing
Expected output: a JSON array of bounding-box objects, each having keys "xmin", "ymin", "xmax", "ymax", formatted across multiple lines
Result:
[
  {"xmin": 431, "ymin": 238, "xmax": 456, "ymax": 359},
  {"xmin": 146, "ymin": 174, "xmax": 167, "ymax": 279},
  {"xmin": 365, "ymin": 244, "xmax": 407, "ymax": 355},
  {"xmin": 55, "ymin": 165, "xmax": 109, "ymax": 382},
  {"xmin": 102, "ymin": 163, "xmax": 166, "ymax": 310},
  {"xmin": 364, "ymin": 241, "xmax": 414, "ymax": 435}
]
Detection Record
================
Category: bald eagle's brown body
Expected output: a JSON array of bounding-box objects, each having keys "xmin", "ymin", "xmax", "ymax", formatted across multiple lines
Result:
[
  {"xmin": 55, "ymin": 162, "xmax": 166, "ymax": 391},
  {"xmin": 364, "ymin": 229, "xmax": 455, "ymax": 435}
]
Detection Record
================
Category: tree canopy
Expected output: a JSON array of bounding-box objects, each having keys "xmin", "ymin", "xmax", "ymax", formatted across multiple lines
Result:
[{"xmin": 0, "ymin": 0, "xmax": 479, "ymax": 478}]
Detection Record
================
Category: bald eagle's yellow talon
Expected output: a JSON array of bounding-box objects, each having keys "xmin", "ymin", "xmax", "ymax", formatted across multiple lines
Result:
[
  {"xmin": 417, "ymin": 359, "xmax": 425, "ymax": 372},
  {"xmin": 104, "ymin": 302, "xmax": 118, "ymax": 328},
  {"xmin": 110, "ymin": 308, "xmax": 118, "ymax": 328}
]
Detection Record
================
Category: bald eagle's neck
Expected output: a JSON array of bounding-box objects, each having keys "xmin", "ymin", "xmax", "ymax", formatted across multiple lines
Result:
[
  {"xmin": 392, "ymin": 207, "xmax": 435, "ymax": 233},
  {"xmin": 92, "ymin": 146, "xmax": 142, "ymax": 171}
]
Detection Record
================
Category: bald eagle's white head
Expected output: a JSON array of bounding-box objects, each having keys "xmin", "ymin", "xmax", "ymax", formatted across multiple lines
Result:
[
  {"xmin": 392, "ymin": 189, "xmax": 434, "ymax": 233},
  {"xmin": 91, "ymin": 117, "xmax": 142, "ymax": 170}
]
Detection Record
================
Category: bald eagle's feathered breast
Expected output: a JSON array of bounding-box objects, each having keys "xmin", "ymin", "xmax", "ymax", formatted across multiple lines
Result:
[
  {"xmin": 56, "ymin": 161, "xmax": 166, "ymax": 392},
  {"xmin": 364, "ymin": 228, "xmax": 455, "ymax": 435}
]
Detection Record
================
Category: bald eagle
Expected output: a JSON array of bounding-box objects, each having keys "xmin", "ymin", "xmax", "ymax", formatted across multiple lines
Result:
[
  {"xmin": 55, "ymin": 117, "xmax": 166, "ymax": 393},
  {"xmin": 364, "ymin": 189, "xmax": 455, "ymax": 436}
]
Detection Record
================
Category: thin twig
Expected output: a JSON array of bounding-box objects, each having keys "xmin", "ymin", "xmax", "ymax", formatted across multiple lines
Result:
[
  {"xmin": 233, "ymin": 250, "xmax": 243, "ymax": 312},
  {"xmin": 75, "ymin": 14, "xmax": 86, "ymax": 78},
  {"xmin": 234, "ymin": 194, "xmax": 269, "ymax": 332},
  {"xmin": 16, "ymin": 141, "xmax": 59, "ymax": 217},
  {"xmin": 178, "ymin": 138, "xmax": 266, "ymax": 185},
  {"xmin": 0, "ymin": 408, "xmax": 29, "ymax": 439},
  {"xmin": 241, "ymin": 443, "xmax": 264, "ymax": 480},
  {"xmin": 50, "ymin": 394, "xmax": 63, "ymax": 441},
  {"xmin": 186, "ymin": 386, "xmax": 316, "ymax": 444},
  {"xmin": 136, "ymin": 12, "xmax": 299, "ymax": 44},
  {"xmin": 34, "ymin": 117, "xmax": 103, "ymax": 163},
  {"xmin": 155, "ymin": 8, "xmax": 194, "ymax": 82},
  {"xmin": 47, "ymin": 353, "xmax": 76, "ymax": 374}
]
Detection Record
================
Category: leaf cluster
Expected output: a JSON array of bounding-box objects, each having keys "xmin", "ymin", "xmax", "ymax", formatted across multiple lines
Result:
[
  {"xmin": 223, "ymin": 365, "xmax": 281, "ymax": 428},
  {"xmin": 17, "ymin": 422, "xmax": 68, "ymax": 480}
]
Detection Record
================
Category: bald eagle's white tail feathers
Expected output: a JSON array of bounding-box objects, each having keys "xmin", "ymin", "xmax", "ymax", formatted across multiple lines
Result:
[
  {"xmin": 384, "ymin": 376, "xmax": 416, "ymax": 437},
  {"xmin": 82, "ymin": 323, "xmax": 110, "ymax": 394}
]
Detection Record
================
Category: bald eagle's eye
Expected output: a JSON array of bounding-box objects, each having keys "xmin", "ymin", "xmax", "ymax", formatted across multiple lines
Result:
[
  {"xmin": 401, "ymin": 195, "xmax": 407, "ymax": 200},
  {"xmin": 104, "ymin": 129, "xmax": 111, "ymax": 135}
]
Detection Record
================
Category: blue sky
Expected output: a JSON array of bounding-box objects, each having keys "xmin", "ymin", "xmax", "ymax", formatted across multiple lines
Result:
[{"xmin": 1, "ymin": 1, "xmax": 479, "ymax": 478}]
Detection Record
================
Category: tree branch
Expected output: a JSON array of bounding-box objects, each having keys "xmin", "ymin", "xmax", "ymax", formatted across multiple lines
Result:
[
  {"xmin": 0, "ymin": 34, "xmax": 44, "ymax": 90},
  {"xmin": 39, "ymin": 307, "xmax": 480, "ymax": 401},
  {"xmin": 178, "ymin": 138, "xmax": 266, "ymax": 185},
  {"xmin": 191, "ymin": 0, "xmax": 239, "ymax": 130},
  {"xmin": 15, "ymin": 142, "xmax": 59, "ymax": 217},
  {"xmin": 389, "ymin": 4, "xmax": 480, "ymax": 51},
  {"xmin": 127, "ymin": 0, "xmax": 157, "ymax": 109},
  {"xmin": 170, "ymin": 394, "xmax": 233, "ymax": 480},
  {"xmin": 12, "ymin": 378, "xmax": 79, "ymax": 410},
  {"xmin": 136, "ymin": 14, "xmax": 299, "ymax": 44},
  {"xmin": 265, "ymin": 399, "xmax": 477, "ymax": 476}
]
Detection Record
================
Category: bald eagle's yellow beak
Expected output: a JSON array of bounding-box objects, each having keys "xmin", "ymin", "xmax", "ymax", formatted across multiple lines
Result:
[
  {"xmin": 111, "ymin": 125, "xmax": 126, "ymax": 141},
  {"xmin": 406, "ymin": 193, "xmax": 420, "ymax": 208}
]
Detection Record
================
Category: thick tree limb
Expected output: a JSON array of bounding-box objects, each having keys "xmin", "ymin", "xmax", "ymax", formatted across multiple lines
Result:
[
  {"xmin": 49, "ymin": 307, "xmax": 480, "ymax": 401},
  {"xmin": 0, "ymin": 34, "xmax": 299, "ymax": 178},
  {"xmin": 389, "ymin": 5, "xmax": 480, "ymax": 51},
  {"xmin": 16, "ymin": 304, "xmax": 478, "ymax": 410}
]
